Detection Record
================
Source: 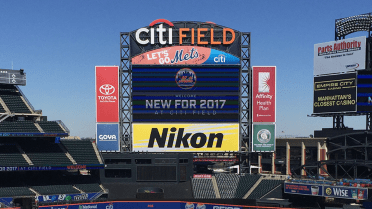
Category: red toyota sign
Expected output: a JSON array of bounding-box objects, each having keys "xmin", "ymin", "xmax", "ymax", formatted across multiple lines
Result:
[
  {"xmin": 252, "ymin": 66, "xmax": 276, "ymax": 123},
  {"xmin": 95, "ymin": 66, "xmax": 119, "ymax": 123}
]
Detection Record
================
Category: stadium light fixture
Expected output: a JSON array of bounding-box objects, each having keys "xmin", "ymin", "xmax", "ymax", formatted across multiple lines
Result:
[{"xmin": 335, "ymin": 13, "xmax": 372, "ymax": 38}]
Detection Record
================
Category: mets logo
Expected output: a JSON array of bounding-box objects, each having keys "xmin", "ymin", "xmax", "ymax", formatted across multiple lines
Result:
[{"xmin": 175, "ymin": 68, "xmax": 196, "ymax": 90}]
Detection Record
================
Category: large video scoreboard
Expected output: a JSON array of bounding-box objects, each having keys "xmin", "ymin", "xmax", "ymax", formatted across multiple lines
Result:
[{"xmin": 129, "ymin": 20, "xmax": 242, "ymax": 152}]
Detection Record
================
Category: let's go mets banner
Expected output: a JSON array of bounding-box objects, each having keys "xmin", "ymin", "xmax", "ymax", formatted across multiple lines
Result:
[
  {"xmin": 132, "ymin": 46, "xmax": 240, "ymax": 65},
  {"xmin": 95, "ymin": 66, "xmax": 119, "ymax": 123},
  {"xmin": 132, "ymin": 123, "xmax": 239, "ymax": 152}
]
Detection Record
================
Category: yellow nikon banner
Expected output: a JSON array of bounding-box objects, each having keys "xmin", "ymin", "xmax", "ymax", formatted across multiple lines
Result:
[{"xmin": 132, "ymin": 123, "xmax": 239, "ymax": 152}]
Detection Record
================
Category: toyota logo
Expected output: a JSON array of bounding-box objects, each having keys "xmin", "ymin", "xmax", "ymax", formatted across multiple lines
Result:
[{"xmin": 99, "ymin": 84, "xmax": 115, "ymax": 95}]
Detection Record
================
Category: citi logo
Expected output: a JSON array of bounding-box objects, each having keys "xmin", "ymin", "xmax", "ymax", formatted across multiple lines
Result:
[
  {"xmin": 135, "ymin": 19, "xmax": 235, "ymax": 46},
  {"xmin": 99, "ymin": 84, "xmax": 115, "ymax": 95},
  {"xmin": 214, "ymin": 54, "xmax": 226, "ymax": 63},
  {"xmin": 148, "ymin": 128, "xmax": 224, "ymax": 149},
  {"xmin": 345, "ymin": 63, "xmax": 359, "ymax": 70},
  {"xmin": 99, "ymin": 135, "xmax": 117, "ymax": 141}
]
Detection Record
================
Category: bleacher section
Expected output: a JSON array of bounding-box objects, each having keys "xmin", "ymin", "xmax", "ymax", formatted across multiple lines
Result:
[
  {"xmin": 235, "ymin": 174, "xmax": 262, "ymax": 198},
  {"xmin": 215, "ymin": 174, "xmax": 239, "ymax": 198},
  {"xmin": 0, "ymin": 121, "xmax": 39, "ymax": 133},
  {"xmin": 37, "ymin": 121, "xmax": 65, "ymax": 133},
  {"xmin": 32, "ymin": 185, "xmax": 79, "ymax": 195},
  {"xmin": 18, "ymin": 139, "xmax": 72, "ymax": 166},
  {"xmin": 75, "ymin": 184, "xmax": 103, "ymax": 193},
  {"xmin": 214, "ymin": 174, "xmax": 262, "ymax": 199},
  {"xmin": 62, "ymin": 140, "xmax": 100, "ymax": 164},
  {"xmin": 0, "ymin": 102, "xmax": 6, "ymax": 113},
  {"xmin": 0, "ymin": 187, "xmax": 34, "ymax": 197},
  {"xmin": 0, "ymin": 85, "xmax": 31, "ymax": 114},
  {"xmin": 192, "ymin": 178, "xmax": 216, "ymax": 199},
  {"xmin": 0, "ymin": 143, "xmax": 29, "ymax": 166},
  {"xmin": 247, "ymin": 179, "xmax": 284, "ymax": 200}
]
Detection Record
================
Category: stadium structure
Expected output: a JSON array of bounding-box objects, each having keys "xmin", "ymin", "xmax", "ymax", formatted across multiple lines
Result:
[
  {"xmin": 1, "ymin": 13, "xmax": 372, "ymax": 209},
  {"xmin": 0, "ymin": 69, "xmax": 106, "ymax": 208}
]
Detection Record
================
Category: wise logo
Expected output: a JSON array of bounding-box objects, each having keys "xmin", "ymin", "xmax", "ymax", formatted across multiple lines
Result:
[
  {"xmin": 132, "ymin": 123, "xmax": 239, "ymax": 152},
  {"xmin": 135, "ymin": 19, "xmax": 235, "ymax": 45}
]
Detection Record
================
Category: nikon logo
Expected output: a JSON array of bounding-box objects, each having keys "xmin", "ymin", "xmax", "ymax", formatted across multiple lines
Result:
[{"xmin": 148, "ymin": 128, "xmax": 223, "ymax": 148}]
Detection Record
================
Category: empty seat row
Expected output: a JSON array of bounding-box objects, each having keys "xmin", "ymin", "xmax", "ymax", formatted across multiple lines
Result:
[
  {"xmin": 62, "ymin": 140, "xmax": 100, "ymax": 164},
  {"xmin": 74, "ymin": 183, "xmax": 102, "ymax": 193},
  {"xmin": 37, "ymin": 121, "xmax": 66, "ymax": 133},
  {"xmin": 235, "ymin": 174, "xmax": 261, "ymax": 198},
  {"xmin": 0, "ymin": 94, "xmax": 31, "ymax": 114},
  {"xmin": 0, "ymin": 121, "xmax": 39, "ymax": 133},
  {"xmin": 247, "ymin": 179, "xmax": 284, "ymax": 200},
  {"xmin": 0, "ymin": 187, "xmax": 34, "ymax": 197},
  {"xmin": 32, "ymin": 185, "xmax": 79, "ymax": 195},
  {"xmin": 215, "ymin": 173, "xmax": 240, "ymax": 198},
  {"xmin": 192, "ymin": 178, "xmax": 216, "ymax": 199}
]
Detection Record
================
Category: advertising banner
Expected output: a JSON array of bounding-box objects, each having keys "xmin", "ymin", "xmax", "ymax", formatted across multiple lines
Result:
[
  {"xmin": 95, "ymin": 66, "xmax": 119, "ymax": 123},
  {"xmin": 0, "ymin": 165, "xmax": 103, "ymax": 172},
  {"xmin": 284, "ymin": 183, "xmax": 323, "ymax": 196},
  {"xmin": 252, "ymin": 66, "xmax": 276, "ymax": 123},
  {"xmin": 37, "ymin": 193, "xmax": 100, "ymax": 203},
  {"xmin": 193, "ymin": 174, "xmax": 212, "ymax": 178},
  {"xmin": 313, "ymin": 73, "xmax": 356, "ymax": 113},
  {"xmin": 132, "ymin": 46, "xmax": 240, "ymax": 65},
  {"xmin": 323, "ymin": 186, "xmax": 368, "ymax": 200},
  {"xmin": 0, "ymin": 197, "xmax": 13, "ymax": 207},
  {"xmin": 96, "ymin": 123, "xmax": 120, "ymax": 152},
  {"xmin": 252, "ymin": 124, "xmax": 275, "ymax": 152},
  {"xmin": 314, "ymin": 36, "xmax": 366, "ymax": 76},
  {"xmin": 132, "ymin": 123, "xmax": 239, "ymax": 152},
  {"xmin": 181, "ymin": 202, "xmax": 242, "ymax": 209},
  {"xmin": 132, "ymin": 67, "xmax": 240, "ymax": 122},
  {"xmin": 39, "ymin": 201, "xmax": 247, "ymax": 209},
  {"xmin": 357, "ymin": 70, "xmax": 372, "ymax": 112}
]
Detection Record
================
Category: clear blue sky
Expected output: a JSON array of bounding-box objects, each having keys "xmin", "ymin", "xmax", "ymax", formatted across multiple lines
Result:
[{"xmin": 0, "ymin": 1, "xmax": 370, "ymax": 138}]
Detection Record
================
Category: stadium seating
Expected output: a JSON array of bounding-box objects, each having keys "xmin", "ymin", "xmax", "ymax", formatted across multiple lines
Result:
[
  {"xmin": 247, "ymin": 179, "xmax": 284, "ymax": 200},
  {"xmin": 214, "ymin": 174, "xmax": 262, "ymax": 199},
  {"xmin": 37, "ymin": 121, "xmax": 65, "ymax": 133},
  {"xmin": 0, "ymin": 87, "xmax": 31, "ymax": 113},
  {"xmin": 32, "ymin": 185, "xmax": 79, "ymax": 195},
  {"xmin": 192, "ymin": 178, "xmax": 216, "ymax": 199},
  {"xmin": 0, "ymin": 103, "xmax": 6, "ymax": 113},
  {"xmin": 75, "ymin": 183, "xmax": 103, "ymax": 193},
  {"xmin": 0, "ymin": 121, "xmax": 39, "ymax": 133},
  {"xmin": 18, "ymin": 139, "xmax": 72, "ymax": 166},
  {"xmin": 0, "ymin": 144, "xmax": 29, "ymax": 166},
  {"xmin": 0, "ymin": 187, "xmax": 35, "ymax": 197},
  {"xmin": 235, "ymin": 174, "xmax": 261, "ymax": 198},
  {"xmin": 215, "ymin": 173, "xmax": 239, "ymax": 198},
  {"xmin": 62, "ymin": 140, "xmax": 100, "ymax": 164}
]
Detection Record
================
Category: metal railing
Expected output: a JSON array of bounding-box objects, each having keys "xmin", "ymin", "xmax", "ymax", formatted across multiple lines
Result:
[
  {"xmin": 56, "ymin": 120, "xmax": 70, "ymax": 134},
  {"xmin": 15, "ymin": 85, "xmax": 36, "ymax": 112}
]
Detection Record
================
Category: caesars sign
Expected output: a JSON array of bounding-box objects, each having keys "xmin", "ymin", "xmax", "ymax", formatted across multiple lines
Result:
[{"xmin": 131, "ymin": 19, "xmax": 241, "ymax": 152}]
